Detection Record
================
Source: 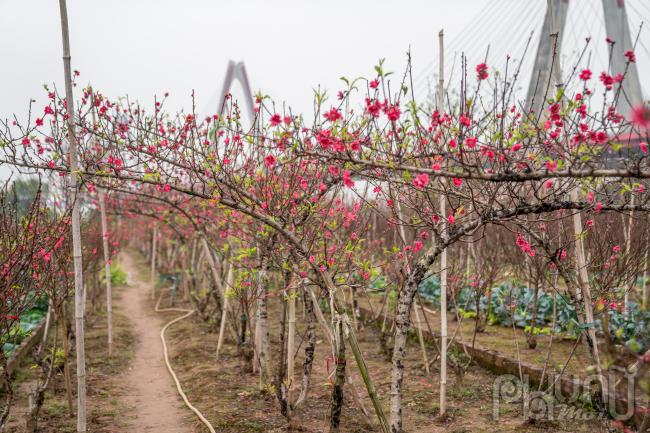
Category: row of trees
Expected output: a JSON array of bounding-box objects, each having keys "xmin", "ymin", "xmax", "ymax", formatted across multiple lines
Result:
[{"xmin": 0, "ymin": 175, "xmax": 122, "ymax": 431}]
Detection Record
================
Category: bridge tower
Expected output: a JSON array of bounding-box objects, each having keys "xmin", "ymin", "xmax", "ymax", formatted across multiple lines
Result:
[{"xmin": 527, "ymin": 0, "xmax": 644, "ymax": 117}]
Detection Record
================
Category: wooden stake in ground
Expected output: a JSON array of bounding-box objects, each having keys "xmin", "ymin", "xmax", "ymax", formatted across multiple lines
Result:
[
  {"xmin": 57, "ymin": 0, "xmax": 86, "ymax": 429},
  {"xmin": 569, "ymin": 188, "xmax": 605, "ymax": 394},
  {"xmin": 437, "ymin": 28, "xmax": 448, "ymax": 419},
  {"xmin": 286, "ymin": 286, "xmax": 296, "ymax": 402},
  {"xmin": 151, "ymin": 223, "xmax": 158, "ymax": 300},
  {"xmin": 641, "ymin": 213, "xmax": 650, "ymax": 311},
  {"xmin": 624, "ymin": 194, "xmax": 635, "ymax": 317},
  {"xmin": 99, "ymin": 190, "xmax": 113, "ymax": 356},
  {"xmin": 216, "ymin": 263, "xmax": 233, "ymax": 360}
]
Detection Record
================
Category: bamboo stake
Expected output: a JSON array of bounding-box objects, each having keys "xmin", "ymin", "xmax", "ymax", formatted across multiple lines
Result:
[
  {"xmin": 200, "ymin": 238, "xmax": 238, "ymax": 340},
  {"xmin": 641, "ymin": 213, "xmax": 650, "ymax": 311},
  {"xmin": 437, "ymin": 28, "xmax": 448, "ymax": 419},
  {"xmin": 307, "ymin": 286, "xmax": 335, "ymax": 350},
  {"xmin": 59, "ymin": 305, "xmax": 74, "ymax": 415},
  {"xmin": 89, "ymin": 93, "xmax": 112, "ymax": 355},
  {"xmin": 57, "ymin": 1, "xmax": 86, "ymax": 429},
  {"xmin": 201, "ymin": 238, "xmax": 224, "ymax": 297},
  {"xmin": 624, "ymin": 195, "xmax": 635, "ymax": 317},
  {"xmin": 99, "ymin": 191, "xmax": 113, "ymax": 356},
  {"xmin": 151, "ymin": 223, "xmax": 158, "ymax": 300},
  {"xmin": 40, "ymin": 299, "xmax": 53, "ymax": 354},
  {"xmin": 299, "ymin": 276, "xmax": 389, "ymax": 431},
  {"xmin": 570, "ymin": 187, "xmax": 605, "ymax": 394},
  {"xmin": 216, "ymin": 263, "xmax": 233, "ymax": 360},
  {"xmin": 287, "ymin": 287, "xmax": 296, "ymax": 401}
]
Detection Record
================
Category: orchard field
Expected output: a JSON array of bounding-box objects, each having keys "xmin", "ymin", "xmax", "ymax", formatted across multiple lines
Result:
[{"xmin": 1, "ymin": 1, "xmax": 650, "ymax": 432}]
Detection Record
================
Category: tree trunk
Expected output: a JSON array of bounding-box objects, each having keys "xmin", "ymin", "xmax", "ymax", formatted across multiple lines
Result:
[
  {"xmin": 390, "ymin": 275, "xmax": 420, "ymax": 433},
  {"xmin": 0, "ymin": 355, "xmax": 13, "ymax": 429},
  {"xmin": 329, "ymin": 317, "xmax": 346, "ymax": 433},
  {"xmin": 394, "ymin": 195, "xmax": 430, "ymax": 374},
  {"xmin": 526, "ymin": 282, "xmax": 540, "ymax": 349},
  {"xmin": 294, "ymin": 286, "xmax": 316, "ymax": 409},
  {"xmin": 255, "ymin": 255, "xmax": 272, "ymax": 384},
  {"xmin": 275, "ymin": 291, "xmax": 289, "ymax": 417}
]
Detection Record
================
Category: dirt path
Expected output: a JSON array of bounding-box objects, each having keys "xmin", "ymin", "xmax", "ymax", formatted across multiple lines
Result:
[{"xmin": 117, "ymin": 253, "xmax": 190, "ymax": 433}]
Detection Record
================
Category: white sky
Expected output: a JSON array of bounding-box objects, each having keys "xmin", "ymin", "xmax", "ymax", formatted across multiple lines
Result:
[{"xmin": 1, "ymin": 0, "xmax": 650, "ymax": 127}]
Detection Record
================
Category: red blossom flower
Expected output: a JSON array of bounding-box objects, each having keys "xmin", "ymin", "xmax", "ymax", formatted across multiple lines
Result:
[
  {"xmin": 343, "ymin": 170, "xmax": 354, "ymax": 188},
  {"xmin": 324, "ymin": 108, "xmax": 342, "ymax": 122},
  {"xmin": 264, "ymin": 154, "xmax": 276, "ymax": 168},
  {"xmin": 270, "ymin": 114, "xmax": 282, "ymax": 126},
  {"xmin": 384, "ymin": 104, "xmax": 401, "ymax": 121},
  {"xmin": 412, "ymin": 173, "xmax": 429, "ymax": 190},
  {"xmin": 579, "ymin": 69, "xmax": 592, "ymax": 81},
  {"xmin": 515, "ymin": 234, "xmax": 535, "ymax": 257},
  {"xmin": 476, "ymin": 63, "xmax": 488, "ymax": 80},
  {"xmin": 545, "ymin": 160, "xmax": 557, "ymax": 172},
  {"xmin": 464, "ymin": 137, "xmax": 477, "ymax": 148},
  {"xmin": 630, "ymin": 104, "xmax": 650, "ymax": 129},
  {"xmin": 600, "ymin": 72, "xmax": 614, "ymax": 90}
]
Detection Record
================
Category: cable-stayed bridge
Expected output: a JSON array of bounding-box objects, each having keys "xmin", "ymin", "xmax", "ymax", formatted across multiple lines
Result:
[
  {"xmin": 207, "ymin": 0, "xmax": 650, "ymax": 121},
  {"xmin": 411, "ymin": 0, "xmax": 649, "ymax": 116}
]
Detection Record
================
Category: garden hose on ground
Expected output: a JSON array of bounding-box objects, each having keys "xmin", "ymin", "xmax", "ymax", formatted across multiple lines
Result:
[{"xmin": 155, "ymin": 289, "xmax": 217, "ymax": 433}]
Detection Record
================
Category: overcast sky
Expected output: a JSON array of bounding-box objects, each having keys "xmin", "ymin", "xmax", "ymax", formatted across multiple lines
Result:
[{"xmin": 1, "ymin": 0, "xmax": 650, "ymax": 125}]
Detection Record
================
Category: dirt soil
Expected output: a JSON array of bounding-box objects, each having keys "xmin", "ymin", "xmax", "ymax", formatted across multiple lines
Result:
[
  {"xmin": 132, "ymin": 252, "xmax": 615, "ymax": 433},
  {"xmin": 4, "ymin": 253, "xmax": 622, "ymax": 432},
  {"xmin": 359, "ymin": 294, "xmax": 596, "ymax": 377},
  {"xmin": 5, "ymin": 260, "xmax": 135, "ymax": 432},
  {"xmin": 119, "ymin": 253, "xmax": 193, "ymax": 432}
]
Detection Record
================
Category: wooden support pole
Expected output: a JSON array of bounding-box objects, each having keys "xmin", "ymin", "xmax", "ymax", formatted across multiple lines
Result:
[
  {"xmin": 437, "ymin": 28, "xmax": 448, "ymax": 419},
  {"xmin": 99, "ymin": 191, "xmax": 113, "ymax": 356},
  {"xmin": 57, "ymin": 0, "xmax": 86, "ymax": 429},
  {"xmin": 151, "ymin": 224, "xmax": 158, "ymax": 300}
]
